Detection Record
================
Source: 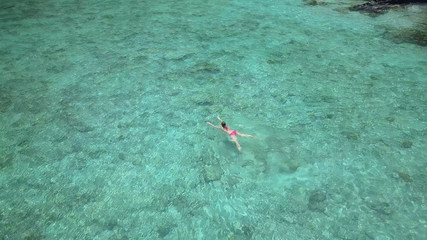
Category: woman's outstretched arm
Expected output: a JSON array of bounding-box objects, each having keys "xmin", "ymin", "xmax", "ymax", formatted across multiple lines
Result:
[{"xmin": 207, "ymin": 122, "xmax": 222, "ymax": 129}]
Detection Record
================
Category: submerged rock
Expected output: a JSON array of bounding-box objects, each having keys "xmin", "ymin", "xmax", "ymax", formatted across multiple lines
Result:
[
  {"xmin": 0, "ymin": 154, "xmax": 13, "ymax": 169},
  {"xmin": 308, "ymin": 190, "xmax": 327, "ymax": 212},
  {"xmin": 349, "ymin": 0, "xmax": 426, "ymax": 15},
  {"xmin": 397, "ymin": 171, "xmax": 412, "ymax": 182},
  {"xmin": 346, "ymin": 132, "xmax": 359, "ymax": 140},
  {"xmin": 384, "ymin": 28, "xmax": 427, "ymax": 46},
  {"xmin": 303, "ymin": 0, "xmax": 327, "ymax": 6},
  {"xmin": 0, "ymin": 88, "xmax": 12, "ymax": 113},
  {"xmin": 367, "ymin": 200, "xmax": 394, "ymax": 215},
  {"xmin": 203, "ymin": 165, "xmax": 223, "ymax": 182},
  {"xmin": 402, "ymin": 141, "xmax": 413, "ymax": 148},
  {"xmin": 347, "ymin": 1, "xmax": 427, "ymax": 46}
]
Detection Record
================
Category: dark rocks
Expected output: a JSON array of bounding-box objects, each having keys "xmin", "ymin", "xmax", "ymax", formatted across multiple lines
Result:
[
  {"xmin": 308, "ymin": 190, "xmax": 327, "ymax": 212},
  {"xmin": 385, "ymin": 116, "xmax": 395, "ymax": 122},
  {"xmin": 303, "ymin": 0, "xmax": 327, "ymax": 6},
  {"xmin": 350, "ymin": 0, "xmax": 427, "ymax": 15},
  {"xmin": 385, "ymin": 28, "xmax": 427, "ymax": 46},
  {"xmin": 194, "ymin": 62, "xmax": 221, "ymax": 74},
  {"xmin": 402, "ymin": 141, "xmax": 413, "ymax": 148},
  {"xmin": 349, "ymin": 1, "xmax": 397, "ymax": 15},
  {"xmin": 0, "ymin": 88, "xmax": 12, "ymax": 113},
  {"xmin": 203, "ymin": 165, "xmax": 223, "ymax": 182},
  {"xmin": 0, "ymin": 153, "xmax": 13, "ymax": 169},
  {"xmin": 349, "ymin": 0, "xmax": 427, "ymax": 46},
  {"xmin": 367, "ymin": 200, "xmax": 394, "ymax": 215},
  {"xmin": 157, "ymin": 225, "xmax": 176, "ymax": 238},
  {"xmin": 346, "ymin": 132, "xmax": 359, "ymax": 140},
  {"xmin": 397, "ymin": 171, "xmax": 412, "ymax": 182}
]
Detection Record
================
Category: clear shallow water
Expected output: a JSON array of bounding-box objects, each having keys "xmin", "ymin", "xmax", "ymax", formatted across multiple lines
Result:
[{"xmin": 0, "ymin": 0, "xmax": 426, "ymax": 239}]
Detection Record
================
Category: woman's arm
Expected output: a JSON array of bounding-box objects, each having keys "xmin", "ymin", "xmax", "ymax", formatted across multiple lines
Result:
[
  {"xmin": 207, "ymin": 122, "xmax": 222, "ymax": 129},
  {"xmin": 217, "ymin": 116, "xmax": 223, "ymax": 122}
]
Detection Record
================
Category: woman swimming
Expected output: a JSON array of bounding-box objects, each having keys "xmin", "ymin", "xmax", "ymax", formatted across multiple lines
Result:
[{"xmin": 207, "ymin": 116, "xmax": 258, "ymax": 151}]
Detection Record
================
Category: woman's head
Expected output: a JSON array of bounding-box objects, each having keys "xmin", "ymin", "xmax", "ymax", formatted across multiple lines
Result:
[{"xmin": 221, "ymin": 121, "xmax": 227, "ymax": 129}]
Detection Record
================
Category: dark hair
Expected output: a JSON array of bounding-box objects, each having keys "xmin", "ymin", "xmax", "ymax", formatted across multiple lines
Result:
[{"xmin": 221, "ymin": 121, "xmax": 227, "ymax": 128}]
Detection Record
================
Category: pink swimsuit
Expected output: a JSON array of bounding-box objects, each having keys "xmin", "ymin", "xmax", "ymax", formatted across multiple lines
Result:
[{"xmin": 229, "ymin": 130, "xmax": 237, "ymax": 136}]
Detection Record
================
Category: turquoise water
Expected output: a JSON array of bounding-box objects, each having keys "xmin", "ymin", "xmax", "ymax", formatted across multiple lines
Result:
[{"xmin": 1, "ymin": 0, "xmax": 426, "ymax": 239}]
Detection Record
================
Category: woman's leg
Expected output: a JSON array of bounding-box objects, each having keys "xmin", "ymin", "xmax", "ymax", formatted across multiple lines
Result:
[{"xmin": 231, "ymin": 136, "xmax": 242, "ymax": 151}]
